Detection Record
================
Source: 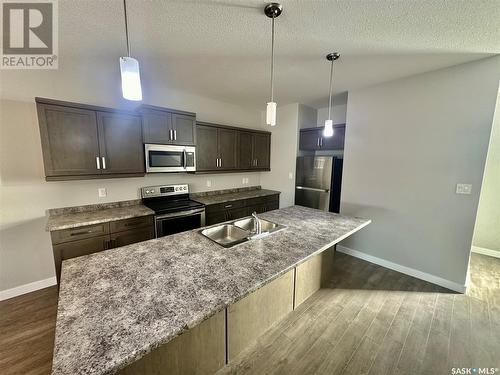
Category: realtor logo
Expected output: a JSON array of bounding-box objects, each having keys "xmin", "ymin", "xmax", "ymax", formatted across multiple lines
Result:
[{"xmin": 1, "ymin": 0, "xmax": 58, "ymax": 69}]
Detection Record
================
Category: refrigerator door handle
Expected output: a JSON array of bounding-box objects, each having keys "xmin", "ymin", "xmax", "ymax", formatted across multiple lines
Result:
[{"xmin": 296, "ymin": 186, "xmax": 330, "ymax": 193}]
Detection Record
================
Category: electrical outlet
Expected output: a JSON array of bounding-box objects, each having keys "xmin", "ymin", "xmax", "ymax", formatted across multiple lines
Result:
[
  {"xmin": 98, "ymin": 188, "xmax": 107, "ymax": 198},
  {"xmin": 242, "ymin": 178, "xmax": 246, "ymax": 185},
  {"xmin": 206, "ymin": 180, "xmax": 212, "ymax": 188},
  {"xmin": 456, "ymin": 183, "xmax": 472, "ymax": 195}
]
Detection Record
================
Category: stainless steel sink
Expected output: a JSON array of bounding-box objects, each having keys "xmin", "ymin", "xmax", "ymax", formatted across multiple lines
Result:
[
  {"xmin": 199, "ymin": 216, "xmax": 286, "ymax": 248},
  {"xmin": 233, "ymin": 217, "xmax": 281, "ymax": 233},
  {"xmin": 200, "ymin": 224, "xmax": 249, "ymax": 248}
]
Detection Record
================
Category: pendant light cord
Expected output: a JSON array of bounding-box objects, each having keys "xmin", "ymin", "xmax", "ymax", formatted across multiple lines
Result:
[
  {"xmin": 123, "ymin": 0, "xmax": 131, "ymax": 57},
  {"xmin": 328, "ymin": 58, "xmax": 334, "ymax": 120},
  {"xmin": 270, "ymin": 15, "xmax": 275, "ymax": 102}
]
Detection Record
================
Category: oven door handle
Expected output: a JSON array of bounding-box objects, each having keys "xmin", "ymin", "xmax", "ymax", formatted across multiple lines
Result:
[
  {"xmin": 183, "ymin": 149, "xmax": 187, "ymax": 169},
  {"xmin": 155, "ymin": 208, "xmax": 205, "ymax": 221}
]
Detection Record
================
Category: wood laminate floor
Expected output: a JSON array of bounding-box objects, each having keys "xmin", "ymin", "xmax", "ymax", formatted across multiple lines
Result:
[{"xmin": 1, "ymin": 252, "xmax": 498, "ymax": 375}]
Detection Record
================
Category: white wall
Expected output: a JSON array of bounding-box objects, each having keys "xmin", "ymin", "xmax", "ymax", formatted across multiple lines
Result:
[
  {"xmin": 317, "ymin": 104, "xmax": 347, "ymax": 125},
  {"xmin": 339, "ymin": 56, "xmax": 500, "ymax": 288},
  {"xmin": 0, "ymin": 64, "xmax": 263, "ymax": 292},
  {"xmin": 473, "ymin": 90, "xmax": 500, "ymax": 256},
  {"xmin": 260, "ymin": 104, "xmax": 300, "ymax": 208}
]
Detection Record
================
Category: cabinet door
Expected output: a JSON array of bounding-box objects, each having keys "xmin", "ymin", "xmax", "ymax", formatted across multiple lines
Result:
[
  {"xmin": 97, "ymin": 112, "xmax": 145, "ymax": 174},
  {"xmin": 218, "ymin": 128, "xmax": 238, "ymax": 170},
  {"xmin": 53, "ymin": 234, "xmax": 109, "ymax": 283},
  {"xmin": 299, "ymin": 129, "xmax": 321, "ymax": 150},
  {"xmin": 206, "ymin": 211, "xmax": 228, "ymax": 226},
  {"xmin": 141, "ymin": 109, "xmax": 172, "ymax": 144},
  {"xmin": 252, "ymin": 133, "xmax": 271, "ymax": 169},
  {"xmin": 172, "ymin": 113, "xmax": 196, "ymax": 146},
  {"xmin": 196, "ymin": 125, "xmax": 218, "ymax": 171},
  {"xmin": 321, "ymin": 125, "xmax": 345, "ymax": 150},
  {"xmin": 238, "ymin": 131, "xmax": 253, "ymax": 169},
  {"xmin": 227, "ymin": 207, "xmax": 248, "ymax": 221},
  {"xmin": 37, "ymin": 104, "xmax": 101, "ymax": 177},
  {"xmin": 110, "ymin": 226, "xmax": 154, "ymax": 248}
]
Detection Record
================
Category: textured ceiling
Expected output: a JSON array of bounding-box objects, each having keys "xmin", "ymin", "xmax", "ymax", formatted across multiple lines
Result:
[{"xmin": 53, "ymin": 0, "xmax": 500, "ymax": 108}]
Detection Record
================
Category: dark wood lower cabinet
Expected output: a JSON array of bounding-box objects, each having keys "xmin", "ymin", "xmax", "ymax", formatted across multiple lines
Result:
[
  {"xmin": 205, "ymin": 194, "xmax": 280, "ymax": 226},
  {"xmin": 50, "ymin": 216, "xmax": 154, "ymax": 283}
]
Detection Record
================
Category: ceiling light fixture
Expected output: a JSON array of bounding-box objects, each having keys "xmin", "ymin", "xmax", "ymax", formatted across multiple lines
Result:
[
  {"xmin": 324, "ymin": 52, "xmax": 340, "ymax": 137},
  {"xmin": 120, "ymin": 0, "xmax": 142, "ymax": 101},
  {"xmin": 264, "ymin": 3, "xmax": 283, "ymax": 127}
]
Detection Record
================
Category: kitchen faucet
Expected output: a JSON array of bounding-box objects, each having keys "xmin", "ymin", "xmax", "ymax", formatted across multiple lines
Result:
[{"xmin": 252, "ymin": 211, "xmax": 262, "ymax": 234}]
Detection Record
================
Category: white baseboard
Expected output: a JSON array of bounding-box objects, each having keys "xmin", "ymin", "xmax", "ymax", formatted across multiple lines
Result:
[
  {"xmin": 336, "ymin": 245, "xmax": 466, "ymax": 293},
  {"xmin": 0, "ymin": 277, "xmax": 57, "ymax": 301},
  {"xmin": 471, "ymin": 246, "xmax": 500, "ymax": 259}
]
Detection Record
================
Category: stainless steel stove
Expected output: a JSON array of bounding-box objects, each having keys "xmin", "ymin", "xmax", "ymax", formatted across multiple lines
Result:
[{"xmin": 141, "ymin": 184, "xmax": 205, "ymax": 238}]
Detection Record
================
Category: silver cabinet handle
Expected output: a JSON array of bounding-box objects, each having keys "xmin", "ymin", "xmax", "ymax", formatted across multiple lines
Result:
[
  {"xmin": 255, "ymin": 159, "xmax": 258, "ymax": 167},
  {"xmin": 174, "ymin": 130, "xmax": 177, "ymax": 141},
  {"xmin": 96, "ymin": 157, "xmax": 101, "ymax": 169},
  {"xmin": 219, "ymin": 157, "xmax": 222, "ymax": 168},
  {"xmin": 320, "ymin": 138, "xmax": 323, "ymax": 147},
  {"xmin": 216, "ymin": 158, "xmax": 219, "ymax": 167},
  {"xmin": 101, "ymin": 156, "xmax": 106, "ymax": 169},
  {"xmin": 169, "ymin": 129, "xmax": 173, "ymax": 140}
]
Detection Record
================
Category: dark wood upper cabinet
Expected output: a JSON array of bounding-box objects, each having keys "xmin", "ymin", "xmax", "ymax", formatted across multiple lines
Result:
[
  {"xmin": 218, "ymin": 128, "xmax": 238, "ymax": 170},
  {"xmin": 172, "ymin": 113, "xmax": 196, "ymax": 145},
  {"xmin": 299, "ymin": 124, "xmax": 346, "ymax": 151},
  {"xmin": 196, "ymin": 122, "xmax": 270, "ymax": 173},
  {"xmin": 238, "ymin": 131, "xmax": 254, "ymax": 170},
  {"xmin": 252, "ymin": 133, "xmax": 270, "ymax": 169},
  {"xmin": 96, "ymin": 112, "xmax": 144, "ymax": 174},
  {"xmin": 37, "ymin": 103, "xmax": 102, "ymax": 177},
  {"xmin": 36, "ymin": 98, "xmax": 145, "ymax": 181},
  {"xmin": 321, "ymin": 125, "xmax": 346, "ymax": 150},
  {"xmin": 141, "ymin": 108, "xmax": 172, "ymax": 144},
  {"xmin": 141, "ymin": 105, "xmax": 196, "ymax": 146},
  {"xmin": 196, "ymin": 124, "xmax": 218, "ymax": 171}
]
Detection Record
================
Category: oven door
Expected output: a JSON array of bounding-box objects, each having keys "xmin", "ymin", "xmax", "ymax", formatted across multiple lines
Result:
[
  {"xmin": 155, "ymin": 208, "xmax": 205, "ymax": 238},
  {"xmin": 145, "ymin": 144, "xmax": 196, "ymax": 173}
]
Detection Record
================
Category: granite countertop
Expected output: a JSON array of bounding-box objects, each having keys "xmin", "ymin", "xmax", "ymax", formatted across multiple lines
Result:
[
  {"xmin": 46, "ymin": 200, "xmax": 154, "ymax": 232},
  {"xmin": 192, "ymin": 188, "xmax": 281, "ymax": 205},
  {"xmin": 52, "ymin": 206, "xmax": 370, "ymax": 375}
]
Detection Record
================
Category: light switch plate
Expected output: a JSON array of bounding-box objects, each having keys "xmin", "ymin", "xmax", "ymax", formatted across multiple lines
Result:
[
  {"xmin": 98, "ymin": 188, "xmax": 107, "ymax": 198},
  {"xmin": 289, "ymin": 172, "xmax": 293, "ymax": 180},
  {"xmin": 206, "ymin": 180, "xmax": 212, "ymax": 188},
  {"xmin": 456, "ymin": 183, "xmax": 472, "ymax": 195}
]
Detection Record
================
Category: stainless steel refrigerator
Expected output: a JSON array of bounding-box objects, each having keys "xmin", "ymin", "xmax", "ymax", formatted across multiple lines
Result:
[{"xmin": 295, "ymin": 156, "xmax": 343, "ymax": 213}]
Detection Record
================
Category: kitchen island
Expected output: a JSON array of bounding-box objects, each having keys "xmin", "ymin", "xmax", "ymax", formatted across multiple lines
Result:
[{"xmin": 52, "ymin": 206, "xmax": 370, "ymax": 375}]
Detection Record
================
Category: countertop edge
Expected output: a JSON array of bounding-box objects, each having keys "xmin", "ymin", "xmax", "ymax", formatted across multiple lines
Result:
[{"xmin": 46, "ymin": 207, "xmax": 155, "ymax": 232}]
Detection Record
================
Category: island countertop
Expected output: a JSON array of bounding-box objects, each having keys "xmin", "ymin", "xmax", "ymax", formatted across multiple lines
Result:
[{"xmin": 52, "ymin": 206, "xmax": 370, "ymax": 375}]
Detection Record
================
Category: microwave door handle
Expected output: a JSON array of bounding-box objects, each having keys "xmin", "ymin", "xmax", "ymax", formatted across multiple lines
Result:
[{"xmin": 183, "ymin": 149, "xmax": 187, "ymax": 169}]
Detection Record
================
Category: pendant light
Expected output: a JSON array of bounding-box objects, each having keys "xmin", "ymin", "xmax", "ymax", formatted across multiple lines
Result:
[
  {"xmin": 324, "ymin": 52, "xmax": 340, "ymax": 137},
  {"xmin": 264, "ymin": 3, "xmax": 283, "ymax": 126},
  {"xmin": 120, "ymin": 0, "xmax": 142, "ymax": 101}
]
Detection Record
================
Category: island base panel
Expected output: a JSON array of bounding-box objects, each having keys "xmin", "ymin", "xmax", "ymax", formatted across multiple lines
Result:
[
  {"xmin": 294, "ymin": 247, "xmax": 335, "ymax": 308},
  {"xmin": 117, "ymin": 309, "xmax": 225, "ymax": 375},
  {"xmin": 227, "ymin": 269, "xmax": 294, "ymax": 362}
]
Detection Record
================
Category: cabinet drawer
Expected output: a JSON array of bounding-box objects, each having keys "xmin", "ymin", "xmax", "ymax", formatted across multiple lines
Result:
[
  {"xmin": 110, "ymin": 226, "xmax": 154, "ymax": 248},
  {"xmin": 51, "ymin": 223, "xmax": 110, "ymax": 245},
  {"xmin": 245, "ymin": 197, "xmax": 267, "ymax": 207},
  {"xmin": 110, "ymin": 215, "xmax": 153, "ymax": 233},
  {"xmin": 53, "ymin": 234, "xmax": 109, "ymax": 283},
  {"xmin": 265, "ymin": 194, "xmax": 280, "ymax": 203},
  {"xmin": 206, "ymin": 211, "xmax": 228, "ymax": 226},
  {"xmin": 206, "ymin": 199, "xmax": 245, "ymax": 214}
]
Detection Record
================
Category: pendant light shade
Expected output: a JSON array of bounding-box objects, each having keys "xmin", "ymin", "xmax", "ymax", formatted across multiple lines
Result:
[
  {"xmin": 266, "ymin": 102, "xmax": 277, "ymax": 126},
  {"xmin": 120, "ymin": 57, "xmax": 142, "ymax": 101},
  {"xmin": 120, "ymin": 0, "xmax": 142, "ymax": 101},
  {"xmin": 264, "ymin": 3, "xmax": 282, "ymax": 126},
  {"xmin": 324, "ymin": 52, "xmax": 340, "ymax": 137}
]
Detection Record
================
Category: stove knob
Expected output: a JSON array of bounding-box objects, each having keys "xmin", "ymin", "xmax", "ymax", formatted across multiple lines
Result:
[
  {"xmin": 145, "ymin": 190, "xmax": 150, "ymax": 194},
  {"xmin": 150, "ymin": 189, "xmax": 155, "ymax": 193}
]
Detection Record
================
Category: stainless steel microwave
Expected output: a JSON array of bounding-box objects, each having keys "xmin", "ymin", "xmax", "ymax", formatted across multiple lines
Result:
[{"xmin": 145, "ymin": 144, "xmax": 196, "ymax": 173}]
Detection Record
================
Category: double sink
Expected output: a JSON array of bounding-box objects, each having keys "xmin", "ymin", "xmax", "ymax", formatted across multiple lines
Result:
[{"xmin": 200, "ymin": 216, "xmax": 286, "ymax": 248}]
